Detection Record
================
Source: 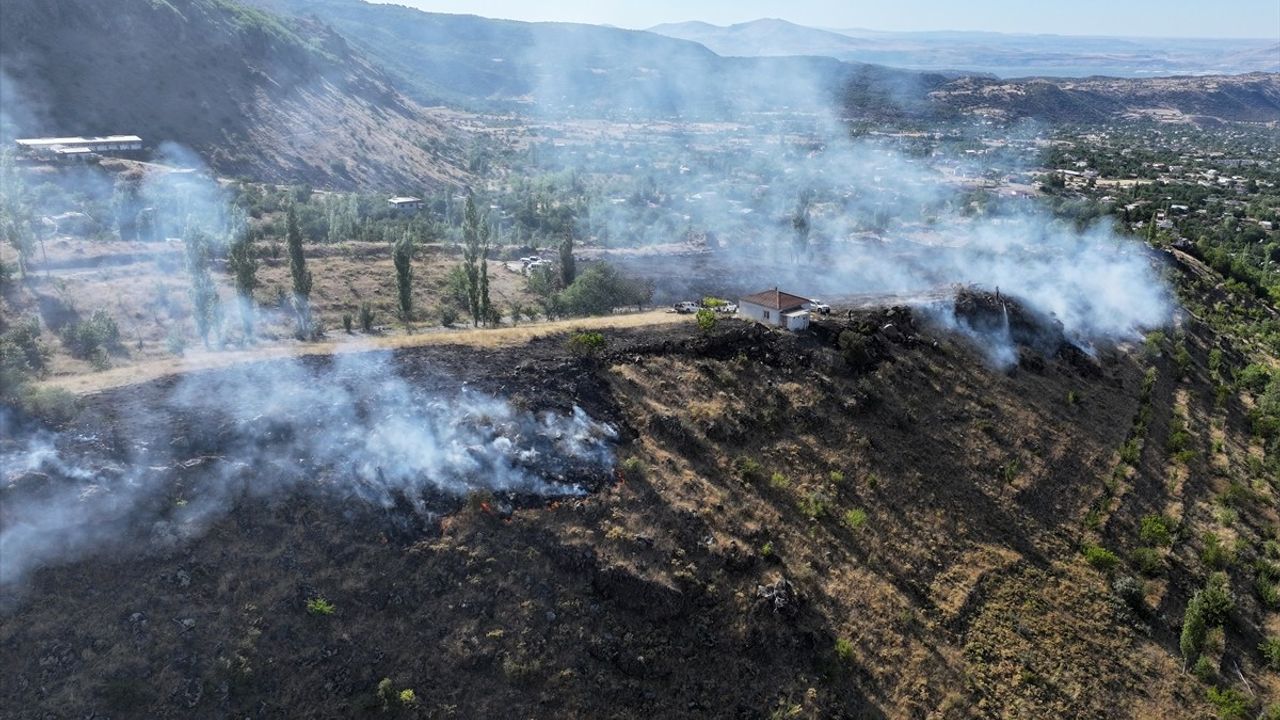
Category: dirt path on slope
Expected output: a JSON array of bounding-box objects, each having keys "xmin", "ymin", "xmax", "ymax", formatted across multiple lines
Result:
[{"xmin": 38, "ymin": 310, "xmax": 691, "ymax": 396}]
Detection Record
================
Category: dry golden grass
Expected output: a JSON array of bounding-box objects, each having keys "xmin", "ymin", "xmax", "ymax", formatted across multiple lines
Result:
[{"xmin": 38, "ymin": 310, "xmax": 689, "ymax": 395}]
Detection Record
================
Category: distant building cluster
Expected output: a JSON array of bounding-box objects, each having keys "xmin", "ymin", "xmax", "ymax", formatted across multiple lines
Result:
[{"xmin": 14, "ymin": 135, "xmax": 143, "ymax": 161}]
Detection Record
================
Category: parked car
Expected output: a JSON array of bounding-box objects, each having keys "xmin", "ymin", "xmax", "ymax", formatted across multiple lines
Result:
[
  {"xmin": 809, "ymin": 299, "xmax": 831, "ymax": 315},
  {"xmin": 674, "ymin": 301, "xmax": 700, "ymax": 314}
]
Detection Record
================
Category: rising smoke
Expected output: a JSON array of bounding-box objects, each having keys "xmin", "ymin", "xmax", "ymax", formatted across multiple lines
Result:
[
  {"xmin": 0, "ymin": 6, "xmax": 1175, "ymax": 591},
  {"xmin": 0, "ymin": 352, "xmax": 616, "ymax": 589}
]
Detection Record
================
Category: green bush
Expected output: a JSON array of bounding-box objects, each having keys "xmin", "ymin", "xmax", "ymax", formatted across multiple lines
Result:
[
  {"xmin": 306, "ymin": 597, "xmax": 336, "ymax": 616},
  {"xmin": 1172, "ymin": 343, "xmax": 1193, "ymax": 378},
  {"xmin": 1202, "ymin": 532, "xmax": 1235, "ymax": 570},
  {"xmin": 834, "ymin": 637, "xmax": 854, "ymax": 662},
  {"xmin": 1261, "ymin": 636, "xmax": 1280, "ymax": 671},
  {"xmin": 1237, "ymin": 363, "xmax": 1271, "ymax": 393},
  {"xmin": 359, "ymin": 302, "xmax": 376, "ymax": 332},
  {"xmin": 1205, "ymin": 687, "xmax": 1250, "ymax": 720},
  {"xmin": 844, "ymin": 508, "xmax": 868, "ymax": 531},
  {"xmin": 838, "ymin": 330, "xmax": 874, "ymax": 370},
  {"xmin": 342, "ymin": 313, "xmax": 353, "ymax": 333},
  {"xmin": 60, "ymin": 309, "xmax": 122, "ymax": 361},
  {"xmin": 1143, "ymin": 330, "xmax": 1166, "ymax": 358},
  {"xmin": 557, "ymin": 263, "xmax": 651, "ymax": 316},
  {"xmin": 695, "ymin": 308, "xmax": 717, "ymax": 333},
  {"xmin": 439, "ymin": 304, "xmax": 459, "ymax": 328},
  {"xmin": 798, "ymin": 491, "xmax": 828, "ymax": 518},
  {"xmin": 1259, "ymin": 577, "xmax": 1280, "ymax": 607},
  {"xmin": 620, "ymin": 457, "xmax": 645, "ymax": 480},
  {"xmin": 1139, "ymin": 514, "xmax": 1175, "ymax": 547},
  {"xmin": 17, "ymin": 386, "xmax": 79, "ymax": 425},
  {"xmin": 1131, "ymin": 547, "xmax": 1163, "ymax": 576},
  {"xmin": 733, "ymin": 456, "xmax": 764, "ymax": 483},
  {"xmin": 1181, "ymin": 593, "xmax": 1209, "ymax": 662},
  {"xmin": 1083, "ymin": 545, "xmax": 1120, "ymax": 572},
  {"xmin": 567, "ymin": 331, "xmax": 606, "ymax": 358},
  {"xmin": 0, "ymin": 316, "xmax": 49, "ymax": 378},
  {"xmin": 768, "ymin": 472, "xmax": 790, "ymax": 490},
  {"xmin": 1192, "ymin": 655, "xmax": 1217, "ymax": 682},
  {"xmin": 1199, "ymin": 572, "xmax": 1235, "ymax": 625}
]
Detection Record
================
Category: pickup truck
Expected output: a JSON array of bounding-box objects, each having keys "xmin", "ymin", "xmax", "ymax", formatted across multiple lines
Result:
[
  {"xmin": 809, "ymin": 299, "xmax": 831, "ymax": 315},
  {"xmin": 673, "ymin": 301, "xmax": 700, "ymax": 314}
]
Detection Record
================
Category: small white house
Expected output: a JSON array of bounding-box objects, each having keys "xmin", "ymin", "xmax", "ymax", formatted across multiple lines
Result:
[
  {"xmin": 738, "ymin": 288, "xmax": 811, "ymax": 331},
  {"xmin": 387, "ymin": 196, "xmax": 423, "ymax": 212},
  {"xmin": 15, "ymin": 134, "xmax": 142, "ymax": 160}
]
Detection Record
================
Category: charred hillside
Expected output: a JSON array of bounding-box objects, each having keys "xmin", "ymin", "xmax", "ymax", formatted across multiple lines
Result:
[
  {"xmin": 2, "ymin": 299, "xmax": 1274, "ymax": 718},
  {"xmin": 0, "ymin": 0, "xmax": 468, "ymax": 189}
]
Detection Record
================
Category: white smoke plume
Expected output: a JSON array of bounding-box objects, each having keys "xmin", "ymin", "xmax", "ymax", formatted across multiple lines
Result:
[{"xmin": 0, "ymin": 352, "xmax": 617, "ymax": 589}]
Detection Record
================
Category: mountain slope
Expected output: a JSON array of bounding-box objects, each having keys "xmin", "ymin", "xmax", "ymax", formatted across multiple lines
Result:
[
  {"xmin": 0, "ymin": 0, "xmax": 468, "ymax": 189},
  {"xmin": 254, "ymin": 1, "xmax": 1280, "ymax": 125},
  {"xmin": 928, "ymin": 72, "xmax": 1280, "ymax": 123},
  {"xmin": 249, "ymin": 0, "xmax": 940, "ymax": 118}
]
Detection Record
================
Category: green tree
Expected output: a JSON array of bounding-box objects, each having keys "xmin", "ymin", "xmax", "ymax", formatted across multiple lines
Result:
[
  {"xmin": 226, "ymin": 223, "xmax": 258, "ymax": 341},
  {"xmin": 791, "ymin": 192, "xmax": 812, "ymax": 262},
  {"xmin": 0, "ymin": 151, "xmax": 36, "ymax": 278},
  {"xmin": 461, "ymin": 193, "xmax": 487, "ymax": 327},
  {"xmin": 136, "ymin": 207, "xmax": 158, "ymax": 243},
  {"xmin": 183, "ymin": 226, "xmax": 222, "ymax": 348},
  {"xmin": 112, "ymin": 176, "xmax": 141, "ymax": 241},
  {"xmin": 393, "ymin": 231, "xmax": 415, "ymax": 325},
  {"xmin": 696, "ymin": 308, "xmax": 717, "ymax": 333},
  {"xmin": 286, "ymin": 203, "xmax": 314, "ymax": 338},
  {"xmin": 479, "ymin": 247, "xmax": 493, "ymax": 326},
  {"xmin": 559, "ymin": 234, "xmax": 576, "ymax": 286},
  {"xmin": 1180, "ymin": 592, "xmax": 1208, "ymax": 664},
  {"xmin": 558, "ymin": 263, "xmax": 649, "ymax": 316}
]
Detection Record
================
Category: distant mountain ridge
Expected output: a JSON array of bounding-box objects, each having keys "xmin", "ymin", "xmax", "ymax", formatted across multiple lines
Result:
[
  {"xmin": 249, "ymin": 1, "xmax": 1279, "ymax": 125},
  {"xmin": 650, "ymin": 18, "xmax": 1280, "ymax": 77},
  {"xmin": 247, "ymin": 0, "xmax": 939, "ymax": 118}
]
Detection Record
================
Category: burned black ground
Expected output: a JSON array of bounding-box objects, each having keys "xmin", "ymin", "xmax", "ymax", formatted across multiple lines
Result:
[{"xmin": 1, "ymin": 294, "xmax": 1275, "ymax": 718}]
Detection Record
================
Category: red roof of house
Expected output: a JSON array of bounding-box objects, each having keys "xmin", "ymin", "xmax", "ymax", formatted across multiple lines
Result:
[{"xmin": 740, "ymin": 288, "xmax": 809, "ymax": 311}]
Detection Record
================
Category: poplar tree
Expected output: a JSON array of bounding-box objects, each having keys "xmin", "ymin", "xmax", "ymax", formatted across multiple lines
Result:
[
  {"xmin": 286, "ymin": 203, "xmax": 314, "ymax": 338},
  {"xmin": 227, "ymin": 221, "xmax": 258, "ymax": 341},
  {"xmin": 462, "ymin": 193, "xmax": 485, "ymax": 327},
  {"xmin": 559, "ymin": 234, "xmax": 576, "ymax": 286},
  {"xmin": 393, "ymin": 231, "xmax": 414, "ymax": 326},
  {"xmin": 183, "ymin": 226, "xmax": 222, "ymax": 348}
]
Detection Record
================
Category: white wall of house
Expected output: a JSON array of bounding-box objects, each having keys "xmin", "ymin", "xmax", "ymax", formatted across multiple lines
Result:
[{"xmin": 739, "ymin": 300, "xmax": 783, "ymax": 326}]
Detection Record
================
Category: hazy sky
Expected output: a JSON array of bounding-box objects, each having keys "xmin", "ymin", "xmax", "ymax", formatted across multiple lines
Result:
[{"xmin": 381, "ymin": 1, "xmax": 1280, "ymax": 38}]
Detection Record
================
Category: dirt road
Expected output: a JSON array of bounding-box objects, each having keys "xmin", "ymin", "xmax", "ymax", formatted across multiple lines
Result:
[{"xmin": 39, "ymin": 309, "xmax": 691, "ymax": 395}]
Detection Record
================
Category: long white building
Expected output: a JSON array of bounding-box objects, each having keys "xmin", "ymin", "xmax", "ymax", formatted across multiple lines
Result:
[{"xmin": 15, "ymin": 135, "xmax": 143, "ymax": 159}]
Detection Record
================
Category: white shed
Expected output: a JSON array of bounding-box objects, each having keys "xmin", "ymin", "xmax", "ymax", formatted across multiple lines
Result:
[{"xmin": 738, "ymin": 288, "xmax": 811, "ymax": 331}]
